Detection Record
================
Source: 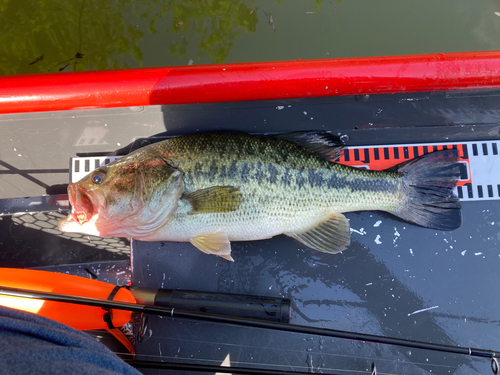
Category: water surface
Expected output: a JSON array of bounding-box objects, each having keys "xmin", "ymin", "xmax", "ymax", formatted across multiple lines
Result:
[{"xmin": 2, "ymin": 0, "xmax": 500, "ymax": 75}]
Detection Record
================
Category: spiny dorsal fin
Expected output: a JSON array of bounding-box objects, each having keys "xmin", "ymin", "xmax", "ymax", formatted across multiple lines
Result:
[
  {"xmin": 185, "ymin": 186, "xmax": 242, "ymax": 215},
  {"xmin": 189, "ymin": 231, "xmax": 234, "ymax": 261},
  {"xmin": 274, "ymin": 131, "xmax": 345, "ymax": 161},
  {"xmin": 285, "ymin": 213, "xmax": 351, "ymax": 254}
]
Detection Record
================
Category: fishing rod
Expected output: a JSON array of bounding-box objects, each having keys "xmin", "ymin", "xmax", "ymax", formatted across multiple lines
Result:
[
  {"xmin": 1, "ymin": 285, "xmax": 499, "ymax": 370},
  {"xmin": 124, "ymin": 360, "xmax": 350, "ymax": 375},
  {"xmin": 124, "ymin": 360, "xmax": 381, "ymax": 375}
]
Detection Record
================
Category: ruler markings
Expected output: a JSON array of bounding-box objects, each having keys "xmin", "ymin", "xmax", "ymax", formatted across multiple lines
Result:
[
  {"xmin": 354, "ymin": 148, "xmax": 360, "ymax": 161},
  {"xmin": 70, "ymin": 156, "xmax": 121, "ymax": 184},
  {"xmin": 69, "ymin": 140, "xmax": 500, "ymax": 202},
  {"xmin": 413, "ymin": 146, "xmax": 419, "ymax": 157},
  {"xmin": 344, "ymin": 149, "xmax": 350, "ymax": 162},
  {"xmin": 478, "ymin": 185, "xmax": 484, "ymax": 198},
  {"xmin": 339, "ymin": 140, "xmax": 500, "ymax": 201},
  {"xmin": 459, "ymin": 163, "xmax": 468, "ymax": 180},
  {"xmin": 482, "ymin": 143, "xmax": 488, "ymax": 156},
  {"xmin": 462, "ymin": 143, "xmax": 469, "ymax": 159},
  {"xmin": 383, "ymin": 147, "xmax": 389, "ymax": 160},
  {"xmin": 363, "ymin": 148, "xmax": 370, "ymax": 163}
]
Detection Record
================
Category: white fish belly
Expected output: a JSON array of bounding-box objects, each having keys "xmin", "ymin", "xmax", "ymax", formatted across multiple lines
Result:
[{"xmin": 149, "ymin": 199, "xmax": 332, "ymax": 243}]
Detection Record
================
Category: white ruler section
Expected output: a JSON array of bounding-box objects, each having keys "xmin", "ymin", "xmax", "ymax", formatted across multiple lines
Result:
[
  {"xmin": 70, "ymin": 156, "xmax": 121, "ymax": 183},
  {"xmin": 70, "ymin": 140, "xmax": 500, "ymax": 202},
  {"xmin": 465, "ymin": 141, "xmax": 500, "ymax": 201}
]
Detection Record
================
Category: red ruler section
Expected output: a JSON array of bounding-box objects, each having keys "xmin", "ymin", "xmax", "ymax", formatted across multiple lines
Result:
[{"xmin": 339, "ymin": 142, "xmax": 478, "ymax": 200}]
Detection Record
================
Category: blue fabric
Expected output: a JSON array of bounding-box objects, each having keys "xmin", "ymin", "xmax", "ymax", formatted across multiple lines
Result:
[{"xmin": 0, "ymin": 306, "xmax": 141, "ymax": 375}]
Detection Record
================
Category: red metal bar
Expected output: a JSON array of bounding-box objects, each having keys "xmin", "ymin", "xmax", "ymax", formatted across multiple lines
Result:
[{"xmin": 1, "ymin": 51, "xmax": 500, "ymax": 114}]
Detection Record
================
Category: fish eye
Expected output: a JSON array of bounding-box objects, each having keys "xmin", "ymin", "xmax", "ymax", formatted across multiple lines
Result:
[{"xmin": 91, "ymin": 171, "xmax": 105, "ymax": 184}]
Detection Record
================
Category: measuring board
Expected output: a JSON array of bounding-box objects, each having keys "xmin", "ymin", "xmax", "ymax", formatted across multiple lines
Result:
[
  {"xmin": 338, "ymin": 140, "xmax": 500, "ymax": 202},
  {"xmin": 70, "ymin": 156, "xmax": 121, "ymax": 183},
  {"xmin": 70, "ymin": 140, "xmax": 500, "ymax": 202}
]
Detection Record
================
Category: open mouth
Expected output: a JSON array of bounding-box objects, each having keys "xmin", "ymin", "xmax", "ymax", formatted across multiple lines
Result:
[{"xmin": 68, "ymin": 183, "xmax": 95, "ymax": 225}]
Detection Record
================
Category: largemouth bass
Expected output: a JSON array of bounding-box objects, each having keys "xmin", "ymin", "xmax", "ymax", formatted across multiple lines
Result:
[{"xmin": 58, "ymin": 131, "xmax": 462, "ymax": 261}]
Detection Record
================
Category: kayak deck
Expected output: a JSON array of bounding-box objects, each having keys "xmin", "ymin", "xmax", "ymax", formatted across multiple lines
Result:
[{"xmin": 2, "ymin": 88, "xmax": 500, "ymax": 373}]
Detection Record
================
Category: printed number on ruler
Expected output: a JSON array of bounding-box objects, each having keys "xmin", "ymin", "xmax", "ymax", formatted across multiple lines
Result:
[{"xmin": 338, "ymin": 141, "xmax": 500, "ymax": 201}]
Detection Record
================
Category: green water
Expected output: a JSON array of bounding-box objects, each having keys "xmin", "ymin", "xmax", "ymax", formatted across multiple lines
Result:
[{"xmin": 2, "ymin": 0, "xmax": 500, "ymax": 75}]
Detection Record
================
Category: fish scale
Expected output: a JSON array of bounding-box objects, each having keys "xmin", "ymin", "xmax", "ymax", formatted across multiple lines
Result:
[
  {"xmin": 58, "ymin": 132, "xmax": 461, "ymax": 260},
  {"xmin": 143, "ymin": 133, "xmax": 425, "ymax": 240}
]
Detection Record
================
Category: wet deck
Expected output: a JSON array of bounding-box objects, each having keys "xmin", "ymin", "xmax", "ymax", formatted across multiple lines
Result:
[{"xmin": 2, "ymin": 89, "xmax": 500, "ymax": 374}]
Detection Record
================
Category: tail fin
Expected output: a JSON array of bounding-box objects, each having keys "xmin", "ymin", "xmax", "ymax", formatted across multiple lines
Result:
[{"xmin": 392, "ymin": 150, "xmax": 462, "ymax": 230}]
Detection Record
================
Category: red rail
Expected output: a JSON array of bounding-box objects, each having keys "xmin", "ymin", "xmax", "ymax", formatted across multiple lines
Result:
[{"xmin": 1, "ymin": 51, "xmax": 500, "ymax": 114}]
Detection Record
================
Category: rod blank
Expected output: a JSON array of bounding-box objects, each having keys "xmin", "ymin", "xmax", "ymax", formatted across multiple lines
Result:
[{"xmin": 0, "ymin": 286, "xmax": 498, "ymax": 360}]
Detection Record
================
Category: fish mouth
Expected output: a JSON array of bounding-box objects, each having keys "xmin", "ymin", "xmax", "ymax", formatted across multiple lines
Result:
[{"xmin": 67, "ymin": 183, "xmax": 96, "ymax": 225}]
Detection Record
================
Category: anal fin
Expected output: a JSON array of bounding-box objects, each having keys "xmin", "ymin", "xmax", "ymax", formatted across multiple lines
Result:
[
  {"xmin": 189, "ymin": 231, "xmax": 234, "ymax": 261},
  {"xmin": 285, "ymin": 213, "xmax": 351, "ymax": 254}
]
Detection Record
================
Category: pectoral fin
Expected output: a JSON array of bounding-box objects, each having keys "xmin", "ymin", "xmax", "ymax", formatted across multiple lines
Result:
[
  {"xmin": 185, "ymin": 186, "xmax": 242, "ymax": 215},
  {"xmin": 189, "ymin": 231, "xmax": 234, "ymax": 261},
  {"xmin": 285, "ymin": 213, "xmax": 351, "ymax": 254}
]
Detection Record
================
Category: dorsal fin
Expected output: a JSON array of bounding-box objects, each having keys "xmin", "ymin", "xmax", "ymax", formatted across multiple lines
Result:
[{"xmin": 274, "ymin": 131, "xmax": 345, "ymax": 161}]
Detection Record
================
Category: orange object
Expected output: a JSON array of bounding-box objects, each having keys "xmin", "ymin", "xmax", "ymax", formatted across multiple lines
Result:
[
  {"xmin": 338, "ymin": 143, "xmax": 472, "ymax": 187},
  {"xmin": 0, "ymin": 268, "xmax": 135, "ymax": 330}
]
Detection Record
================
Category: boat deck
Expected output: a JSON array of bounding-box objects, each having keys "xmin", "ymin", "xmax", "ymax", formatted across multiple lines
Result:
[{"xmin": 2, "ymin": 88, "xmax": 500, "ymax": 374}]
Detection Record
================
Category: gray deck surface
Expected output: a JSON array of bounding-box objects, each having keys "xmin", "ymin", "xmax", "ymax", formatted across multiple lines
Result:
[{"xmin": 2, "ymin": 90, "xmax": 500, "ymax": 374}]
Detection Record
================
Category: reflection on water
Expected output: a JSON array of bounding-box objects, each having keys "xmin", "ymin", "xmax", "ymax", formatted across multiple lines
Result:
[
  {"xmin": 2, "ymin": 0, "xmax": 500, "ymax": 75},
  {"xmin": 0, "ymin": 0, "xmax": 140, "ymax": 75},
  {"xmin": 0, "ymin": 0, "xmax": 261, "ymax": 75},
  {"xmin": 152, "ymin": 0, "xmax": 258, "ymax": 63}
]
